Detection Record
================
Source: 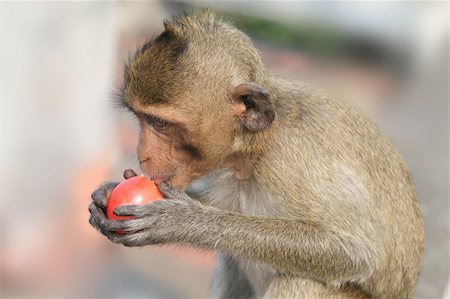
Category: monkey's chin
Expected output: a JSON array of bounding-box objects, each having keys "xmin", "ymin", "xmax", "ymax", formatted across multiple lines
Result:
[
  {"xmin": 143, "ymin": 174, "xmax": 173, "ymax": 185},
  {"xmin": 142, "ymin": 172, "xmax": 189, "ymax": 189},
  {"xmin": 166, "ymin": 177, "xmax": 189, "ymax": 190},
  {"xmin": 165, "ymin": 174, "xmax": 201, "ymax": 190}
]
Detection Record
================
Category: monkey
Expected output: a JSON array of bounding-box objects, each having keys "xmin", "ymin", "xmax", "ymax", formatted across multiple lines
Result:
[{"xmin": 89, "ymin": 11, "xmax": 424, "ymax": 299}]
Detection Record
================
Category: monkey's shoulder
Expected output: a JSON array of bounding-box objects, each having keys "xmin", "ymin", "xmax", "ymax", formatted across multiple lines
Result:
[
  {"xmin": 273, "ymin": 83, "xmax": 401, "ymax": 167},
  {"xmin": 261, "ymin": 82, "xmax": 415, "ymax": 205}
]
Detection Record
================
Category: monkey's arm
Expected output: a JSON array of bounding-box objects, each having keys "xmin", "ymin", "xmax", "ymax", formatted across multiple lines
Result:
[{"xmin": 90, "ymin": 183, "xmax": 378, "ymax": 286}]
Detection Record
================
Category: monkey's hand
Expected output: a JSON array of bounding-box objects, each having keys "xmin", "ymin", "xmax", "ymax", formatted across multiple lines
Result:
[
  {"xmin": 89, "ymin": 182, "xmax": 204, "ymax": 247},
  {"xmin": 89, "ymin": 169, "xmax": 138, "ymax": 212}
]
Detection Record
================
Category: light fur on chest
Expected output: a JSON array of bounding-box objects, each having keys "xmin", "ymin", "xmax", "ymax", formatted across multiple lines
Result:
[
  {"xmin": 187, "ymin": 169, "xmax": 282, "ymax": 214},
  {"xmin": 187, "ymin": 169, "xmax": 279, "ymax": 295}
]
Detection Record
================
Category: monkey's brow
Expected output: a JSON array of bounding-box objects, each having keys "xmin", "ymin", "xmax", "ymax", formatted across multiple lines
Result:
[
  {"xmin": 142, "ymin": 112, "xmax": 177, "ymax": 127},
  {"xmin": 114, "ymin": 94, "xmax": 135, "ymax": 113}
]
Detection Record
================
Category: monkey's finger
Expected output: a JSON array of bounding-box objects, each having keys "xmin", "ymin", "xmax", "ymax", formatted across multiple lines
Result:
[
  {"xmin": 158, "ymin": 183, "xmax": 183, "ymax": 198},
  {"xmin": 109, "ymin": 230, "xmax": 158, "ymax": 247},
  {"xmin": 88, "ymin": 202, "xmax": 105, "ymax": 231},
  {"xmin": 158, "ymin": 183, "xmax": 192, "ymax": 201},
  {"xmin": 120, "ymin": 217, "xmax": 158, "ymax": 234},
  {"xmin": 124, "ymin": 169, "xmax": 138, "ymax": 179},
  {"xmin": 91, "ymin": 182, "xmax": 118, "ymax": 209},
  {"xmin": 89, "ymin": 214, "xmax": 102, "ymax": 233},
  {"xmin": 89, "ymin": 202, "xmax": 124, "ymax": 232},
  {"xmin": 113, "ymin": 204, "xmax": 154, "ymax": 217}
]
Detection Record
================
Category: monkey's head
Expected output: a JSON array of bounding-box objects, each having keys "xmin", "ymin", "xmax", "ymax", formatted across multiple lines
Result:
[{"xmin": 119, "ymin": 12, "xmax": 276, "ymax": 188}]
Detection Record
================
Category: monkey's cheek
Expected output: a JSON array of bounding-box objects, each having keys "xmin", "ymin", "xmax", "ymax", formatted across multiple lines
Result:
[{"xmin": 164, "ymin": 176, "xmax": 183, "ymax": 189}]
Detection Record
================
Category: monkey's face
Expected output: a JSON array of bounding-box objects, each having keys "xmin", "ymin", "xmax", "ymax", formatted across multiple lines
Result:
[
  {"xmin": 119, "ymin": 23, "xmax": 275, "ymax": 188},
  {"xmin": 128, "ymin": 99, "xmax": 237, "ymax": 189}
]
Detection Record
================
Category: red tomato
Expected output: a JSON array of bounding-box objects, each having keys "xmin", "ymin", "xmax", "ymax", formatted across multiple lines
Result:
[{"xmin": 107, "ymin": 175, "xmax": 163, "ymax": 220}]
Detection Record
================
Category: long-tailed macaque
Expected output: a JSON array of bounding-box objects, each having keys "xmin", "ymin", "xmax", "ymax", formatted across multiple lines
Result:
[{"xmin": 89, "ymin": 12, "xmax": 424, "ymax": 299}]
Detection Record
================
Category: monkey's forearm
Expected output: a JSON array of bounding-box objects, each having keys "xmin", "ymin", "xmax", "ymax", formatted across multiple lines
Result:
[
  {"xmin": 183, "ymin": 209, "xmax": 377, "ymax": 285},
  {"xmin": 97, "ymin": 184, "xmax": 377, "ymax": 285}
]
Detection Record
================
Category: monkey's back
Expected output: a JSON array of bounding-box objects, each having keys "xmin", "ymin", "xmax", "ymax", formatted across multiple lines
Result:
[{"xmin": 259, "ymin": 77, "xmax": 424, "ymax": 298}]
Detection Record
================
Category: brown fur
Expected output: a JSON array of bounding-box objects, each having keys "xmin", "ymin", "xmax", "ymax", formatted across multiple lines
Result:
[{"xmin": 107, "ymin": 11, "xmax": 424, "ymax": 298}]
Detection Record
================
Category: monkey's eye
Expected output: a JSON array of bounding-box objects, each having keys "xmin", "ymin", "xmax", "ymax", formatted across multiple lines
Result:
[{"xmin": 145, "ymin": 114, "xmax": 170, "ymax": 132}]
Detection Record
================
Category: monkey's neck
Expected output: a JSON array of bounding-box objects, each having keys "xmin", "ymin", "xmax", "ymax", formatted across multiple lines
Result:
[{"xmin": 223, "ymin": 152, "xmax": 254, "ymax": 181}]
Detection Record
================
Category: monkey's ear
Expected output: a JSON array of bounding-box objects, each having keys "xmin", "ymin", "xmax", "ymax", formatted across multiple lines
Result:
[{"xmin": 232, "ymin": 83, "xmax": 275, "ymax": 132}]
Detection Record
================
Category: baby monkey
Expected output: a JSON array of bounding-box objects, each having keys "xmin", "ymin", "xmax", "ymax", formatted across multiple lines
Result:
[{"xmin": 89, "ymin": 12, "xmax": 424, "ymax": 299}]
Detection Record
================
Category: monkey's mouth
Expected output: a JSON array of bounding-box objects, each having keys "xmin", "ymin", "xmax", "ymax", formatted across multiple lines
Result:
[{"xmin": 144, "ymin": 174, "xmax": 174, "ymax": 185}]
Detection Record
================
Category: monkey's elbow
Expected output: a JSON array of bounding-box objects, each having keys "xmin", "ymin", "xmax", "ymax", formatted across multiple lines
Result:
[
  {"xmin": 326, "ymin": 260, "xmax": 376, "ymax": 289},
  {"xmin": 327, "ymin": 240, "xmax": 380, "ymax": 288}
]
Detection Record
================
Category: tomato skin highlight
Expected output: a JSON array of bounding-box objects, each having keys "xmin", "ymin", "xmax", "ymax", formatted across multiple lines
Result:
[{"xmin": 107, "ymin": 176, "xmax": 163, "ymax": 220}]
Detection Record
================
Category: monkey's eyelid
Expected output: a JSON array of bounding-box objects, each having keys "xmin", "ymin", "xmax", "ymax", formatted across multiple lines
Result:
[
  {"xmin": 144, "ymin": 114, "xmax": 172, "ymax": 129},
  {"xmin": 145, "ymin": 114, "xmax": 168, "ymax": 124}
]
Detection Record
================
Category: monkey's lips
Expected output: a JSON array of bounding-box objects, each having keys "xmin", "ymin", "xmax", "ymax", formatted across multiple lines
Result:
[{"xmin": 145, "ymin": 174, "xmax": 173, "ymax": 185}]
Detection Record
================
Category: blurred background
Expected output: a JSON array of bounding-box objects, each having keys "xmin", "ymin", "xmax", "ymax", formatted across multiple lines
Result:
[{"xmin": 0, "ymin": 1, "xmax": 448, "ymax": 298}]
